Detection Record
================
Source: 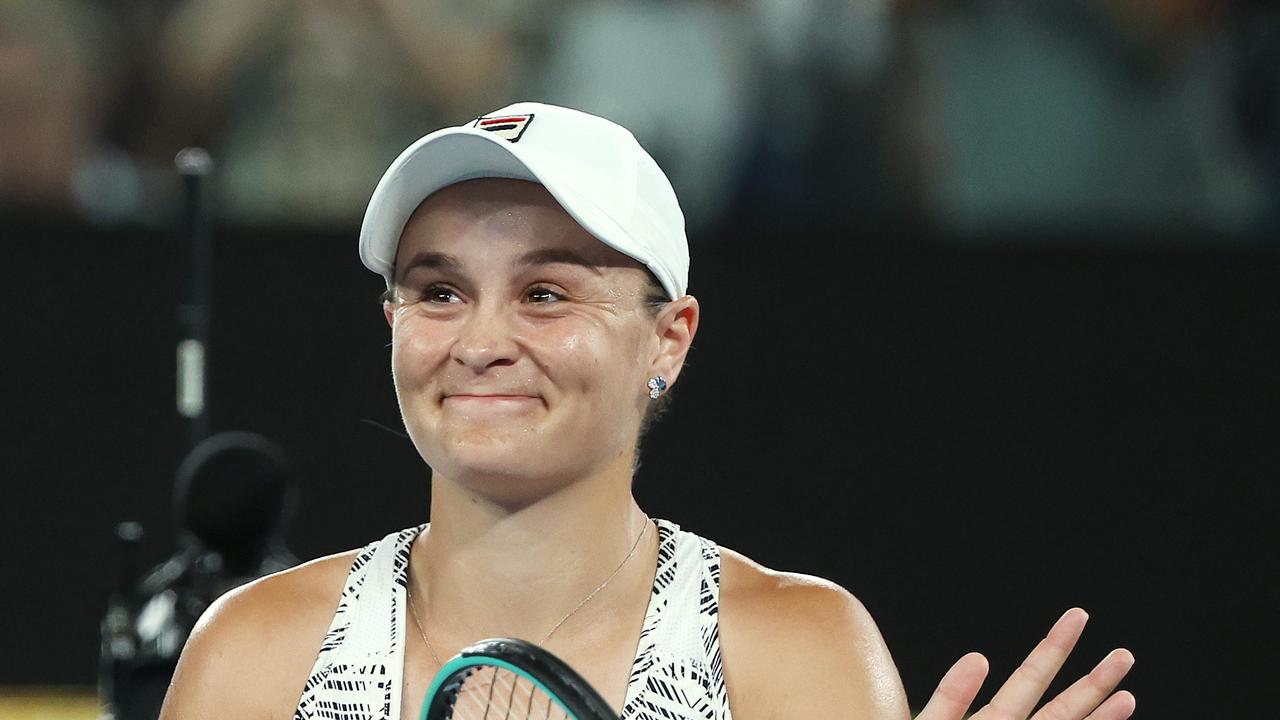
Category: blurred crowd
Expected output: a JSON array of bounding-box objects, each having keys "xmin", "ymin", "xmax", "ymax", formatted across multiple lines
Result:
[{"xmin": 2, "ymin": 0, "xmax": 1278, "ymax": 239}]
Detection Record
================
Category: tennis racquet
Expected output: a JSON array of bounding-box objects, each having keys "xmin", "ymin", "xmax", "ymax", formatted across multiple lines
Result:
[{"xmin": 419, "ymin": 637, "xmax": 621, "ymax": 720}]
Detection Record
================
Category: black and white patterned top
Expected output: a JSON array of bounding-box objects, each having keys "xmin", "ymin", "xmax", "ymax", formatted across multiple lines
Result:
[{"xmin": 293, "ymin": 519, "xmax": 733, "ymax": 720}]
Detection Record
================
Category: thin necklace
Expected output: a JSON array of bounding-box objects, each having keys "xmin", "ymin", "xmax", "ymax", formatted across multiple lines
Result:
[{"xmin": 408, "ymin": 515, "xmax": 651, "ymax": 666}]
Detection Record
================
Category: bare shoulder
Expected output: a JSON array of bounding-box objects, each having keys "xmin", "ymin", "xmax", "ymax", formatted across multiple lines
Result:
[
  {"xmin": 158, "ymin": 548, "xmax": 361, "ymax": 720},
  {"xmin": 717, "ymin": 546, "xmax": 910, "ymax": 720}
]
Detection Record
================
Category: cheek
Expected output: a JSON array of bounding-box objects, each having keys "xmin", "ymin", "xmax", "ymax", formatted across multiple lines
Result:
[
  {"xmin": 543, "ymin": 323, "xmax": 648, "ymax": 397},
  {"xmin": 557, "ymin": 330, "xmax": 585, "ymax": 357},
  {"xmin": 392, "ymin": 319, "xmax": 452, "ymax": 386}
]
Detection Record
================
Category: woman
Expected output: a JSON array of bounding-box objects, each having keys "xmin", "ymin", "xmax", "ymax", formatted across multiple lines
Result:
[{"xmin": 159, "ymin": 102, "xmax": 1135, "ymax": 720}]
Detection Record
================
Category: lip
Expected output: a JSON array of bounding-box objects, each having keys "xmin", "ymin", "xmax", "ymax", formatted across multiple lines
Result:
[{"xmin": 441, "ymin": 394, "xmax": 542, "ymax": 411}]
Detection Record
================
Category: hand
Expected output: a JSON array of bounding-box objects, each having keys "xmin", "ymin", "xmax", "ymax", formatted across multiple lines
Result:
[{"xmin": 917, "ymin": 608, "xmax": 1135, "ymax": 720}]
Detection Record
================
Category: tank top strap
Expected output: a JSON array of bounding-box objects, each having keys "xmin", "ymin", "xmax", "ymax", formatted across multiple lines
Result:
[
  {"xmin": 621, "ymin": 519, "xmax": 733, "ymax": 720},
  {"xmin": 294, "ymin": 524, "xmax": 422, "ymax": 720}
]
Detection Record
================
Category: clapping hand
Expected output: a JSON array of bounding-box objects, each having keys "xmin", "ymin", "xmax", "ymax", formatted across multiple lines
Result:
[{"xmin": 917, "ymin": 609, "xmax": 1135, "ymax": 720}]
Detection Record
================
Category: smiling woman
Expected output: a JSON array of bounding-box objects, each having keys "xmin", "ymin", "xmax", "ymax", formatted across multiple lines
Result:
[
  {"xmin": 157, "ymin": 102, "xmax": 1135, "ymax": 720},
  {"xmin": 383, "ymin": 178, "xmax": 689, "ymax": 506}
]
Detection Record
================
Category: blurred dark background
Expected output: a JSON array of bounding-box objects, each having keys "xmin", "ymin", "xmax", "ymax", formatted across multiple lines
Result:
[{"xmin": 2, "ymin": 0, "xmax": 1278, "ymax": 718}]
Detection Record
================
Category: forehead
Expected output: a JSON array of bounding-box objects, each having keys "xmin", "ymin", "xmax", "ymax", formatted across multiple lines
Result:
[{"xmin": 394, "ymin": 178, "xmax": 644, "ymax": 278}]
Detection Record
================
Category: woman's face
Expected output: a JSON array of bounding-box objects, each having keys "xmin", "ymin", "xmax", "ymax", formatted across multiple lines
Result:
[{"xmin": 385, "ymin": 178, "xmax": 692, "ymax": 498}]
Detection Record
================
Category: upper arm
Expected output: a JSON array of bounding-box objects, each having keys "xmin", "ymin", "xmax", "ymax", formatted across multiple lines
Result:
[
  {"xmin": 719, "ymin": 556, "xmax": 911, "ymax": 720},
  {"xmin": 158, "ymin": 554, "xmax": 352, "ymax": 720},
  {"xmin": 157, "ymin": 583, "xmax": 281, "ymax": 720}
]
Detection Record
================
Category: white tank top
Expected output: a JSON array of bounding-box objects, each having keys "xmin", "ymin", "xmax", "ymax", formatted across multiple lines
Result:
[{"xmin": 293, "ymin": 518, "xmax": 733, "ymax": 720}]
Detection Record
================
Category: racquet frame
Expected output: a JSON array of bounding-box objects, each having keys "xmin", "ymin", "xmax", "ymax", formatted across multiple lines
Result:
[{"xmin": 420, "ymin": 638, "xmax": 620, "ymax": 720}]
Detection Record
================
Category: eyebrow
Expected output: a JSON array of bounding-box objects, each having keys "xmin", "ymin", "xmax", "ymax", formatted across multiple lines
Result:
[
  {"xmin": 397, "ymin": 252, "xmax": 460, "ymax": 280},
  {"xmin": 396, "ymin": 248, "xmax": 603, "ymax": 280},
  {"xmin": 515, "ymin": 248, "xmax": 603, "ymax": 275}
]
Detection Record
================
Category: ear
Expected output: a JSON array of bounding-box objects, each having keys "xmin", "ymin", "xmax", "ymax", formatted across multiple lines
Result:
[
  {"xmin": 650, "ymin": 295, "xmax": 700, "ymax": 388},
  {"xmin": 381, "ymin": 284, "xmax": 398, "ymax": 328}
]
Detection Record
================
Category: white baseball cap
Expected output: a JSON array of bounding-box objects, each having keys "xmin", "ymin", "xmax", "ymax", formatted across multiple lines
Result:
[{"xmin": 358, "ymin": 101, "xmax": 689, "ymax": 299}]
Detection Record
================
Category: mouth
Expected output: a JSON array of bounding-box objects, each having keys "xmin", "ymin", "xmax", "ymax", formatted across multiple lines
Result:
[
  {"xmin": 444, "ymin": 393, "xmax": 539, "ymax": 400},
  {"xmin": 441, "ymin": 394, "xmax": 543, "ymax": 413}
]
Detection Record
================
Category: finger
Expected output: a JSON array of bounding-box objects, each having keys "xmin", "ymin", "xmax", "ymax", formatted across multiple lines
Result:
[
  {"xmin": 1083, "ymin": 690, "xmax": 1136, "ymax": 720},
  {"xmin": 1031, "ymin": 648, "xmax": 1135, "ymax": 720},
  {"xmin": 983, "ymin": 608, "xmax": 1089, "ymax": 719},
  {"xmin": 915, "ymin": 652, "xmax": 990, "ymax": 720}
]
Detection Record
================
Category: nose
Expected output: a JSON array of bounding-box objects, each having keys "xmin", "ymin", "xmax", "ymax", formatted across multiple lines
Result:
[{"xmin": 450, "ymin": 301, "xmax": 519, "ymax": 372}]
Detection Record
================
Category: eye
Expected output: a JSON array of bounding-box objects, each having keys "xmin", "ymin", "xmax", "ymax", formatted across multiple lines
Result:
[
  {"xmin": 421, "ymin": 283, "xmax": 462, "ymax": 303},
  {"xmin": 526, "ymin": 285, "xmax": 564, "ymax": 304}
]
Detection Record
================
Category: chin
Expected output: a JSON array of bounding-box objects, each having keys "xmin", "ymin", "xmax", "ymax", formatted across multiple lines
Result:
[
  {"xmin": 430, "ymin": 429, "xmax": 548, "ymax": 477},
  {"xmin": 427, "ymin": 433, "xmax": 594, "ymax": 498},
  {"xmin": 436, "ymin": 456, "xmax": 570, "ymax": 508}
]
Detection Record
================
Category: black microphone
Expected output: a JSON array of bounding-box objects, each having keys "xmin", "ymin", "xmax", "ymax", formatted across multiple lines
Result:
[
  {"xmin": 173, "ymin": 430, "xmax": 298, "ymax": 577},
  {"xmin": 101, "ymin": 431, "xmax": 300, "ymax": 720}
]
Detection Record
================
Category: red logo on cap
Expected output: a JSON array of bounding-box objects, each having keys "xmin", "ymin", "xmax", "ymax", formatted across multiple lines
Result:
[{"xmin": 473, "ymin": 113, "xmax": 535, "ymax": 143}]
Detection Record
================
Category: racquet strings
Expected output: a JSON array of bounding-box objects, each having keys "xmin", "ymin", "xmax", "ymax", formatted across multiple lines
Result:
[{"xmin": 448, "ymin": 665, "xmax": 572, "ymax": 720}]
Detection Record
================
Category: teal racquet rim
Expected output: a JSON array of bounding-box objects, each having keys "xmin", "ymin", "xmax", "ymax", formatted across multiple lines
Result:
[{"xmin": 419, "ymin": 655, "xmax": 576, "ymax": 720}]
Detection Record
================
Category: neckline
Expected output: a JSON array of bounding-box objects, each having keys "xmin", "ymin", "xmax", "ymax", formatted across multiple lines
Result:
[
  {"xmin": 396, "ymin": 518, "xmax": 675, "ymax": 719},
  {"xmin": 620, "ymin": 518, "xmax": 673, "ymax": 714}
]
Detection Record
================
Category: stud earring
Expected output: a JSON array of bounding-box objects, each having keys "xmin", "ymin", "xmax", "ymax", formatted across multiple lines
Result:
[{"xmin": 647, "ymin": 376, "xmax": 667, "ymax": 399}]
